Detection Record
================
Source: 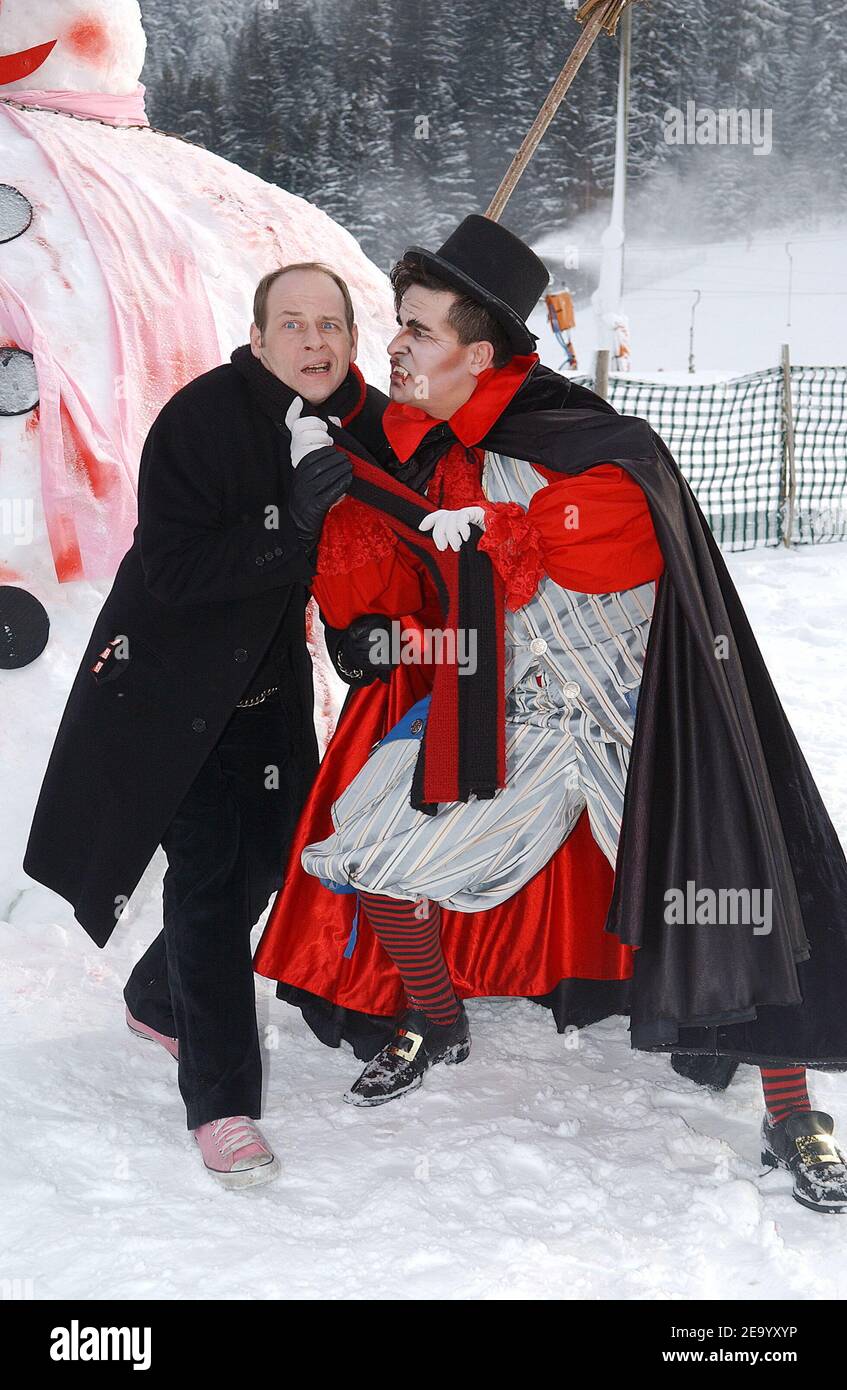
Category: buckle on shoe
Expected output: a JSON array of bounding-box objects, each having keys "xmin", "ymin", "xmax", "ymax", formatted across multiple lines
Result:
[
  {"xmin": 795, "ymin": 1134, "xmax": 841, "ymax": 1166},
  {"xmin": 390, "ymin": 1028, "xmax": 423, "ymax": 1062}
]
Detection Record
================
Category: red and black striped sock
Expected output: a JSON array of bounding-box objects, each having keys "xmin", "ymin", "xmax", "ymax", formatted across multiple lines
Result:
[
  {"xmin": 358, "ymin": 891, "xmax": 460, "ymax": 1026},
  {"xmin": 759, "ymin": 1066, "xmax": 812, "ymax": 1124}
]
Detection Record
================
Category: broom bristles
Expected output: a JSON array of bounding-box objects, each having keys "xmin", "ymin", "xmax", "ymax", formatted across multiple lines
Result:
[{"xmin": 576, "ymin": 0, "xmax": 638, "ymax": 38}]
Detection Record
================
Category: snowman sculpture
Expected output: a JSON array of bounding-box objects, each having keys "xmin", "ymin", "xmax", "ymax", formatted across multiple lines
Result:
[{"xmin": 0, "ymin": 0, "xmax": 394, "ymax": 725}]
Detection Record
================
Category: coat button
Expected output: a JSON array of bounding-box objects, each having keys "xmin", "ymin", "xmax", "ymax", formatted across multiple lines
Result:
[
  {"xmin": 191, "ymin": 717, "xmax": 207, "ymax": 733},
  {"xmin": 274, "ymin": 546, "xmax": 283, "ymax": 556},
  {"xmin": 563, "ymin": 681, "xmax": 580, "ymax": 698},
  {"xmin": 255, "ymin": 555, "xmax": 264, "ymax": 566},
  {"xmin": 234, "ymin": 648, "xmax": 248, "ymax": 662},
  {"xmin": 529, "ymin": 637, "xmax": 548, "ymax": 656},
  {"xmin": 264, "ymin": 550, "xmax": 274, "ymax": 561}
]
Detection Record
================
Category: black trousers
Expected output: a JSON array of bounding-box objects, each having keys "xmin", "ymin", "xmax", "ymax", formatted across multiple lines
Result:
[{"xmin": 124, "ymin": 691, "xmax": 314, "ymax": 1129}]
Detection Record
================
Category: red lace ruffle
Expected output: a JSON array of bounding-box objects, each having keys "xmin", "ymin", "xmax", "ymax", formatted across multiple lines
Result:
[
  {"xmin": 427, "ymin": 445, "xmax": 487, "ymax": 510},
  {"xmin": 427, "ymin": 446, "xmax": 543, "ymax": 609},
  {"xmin": 317, "ymin": 442, "xmax": 543, "ymax": 607},
  {"xmin": 479, "ymin": 500, "xmax": 545, "ymax": 610},
  {"xmin": 317, "ymin": 496, "xmax": 396, "ymax": 576}
]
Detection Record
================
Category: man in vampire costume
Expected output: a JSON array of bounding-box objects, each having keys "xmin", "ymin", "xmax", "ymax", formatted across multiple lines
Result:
[
  {"xmin": 255, "ymin": 217, "xmax": 847, "ymax": 1214},
  {"xmin": 24, "ymin": 262, "xmax": 392, "ymax": 1188}
]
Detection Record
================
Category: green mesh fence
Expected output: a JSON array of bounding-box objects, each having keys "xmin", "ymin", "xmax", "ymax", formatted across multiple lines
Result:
[
  {"xmin": 572, "ymin": 367, "xmax": 847, "ymax": 550},
  {"xmin": 791, "ymin": 367, "xmax": 847, "ymax": 546}
]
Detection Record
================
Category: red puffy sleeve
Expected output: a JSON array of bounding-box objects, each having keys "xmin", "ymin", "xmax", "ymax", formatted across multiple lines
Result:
[
  {"xmin": 527, "ymin": 463, "xmax": 665, "ymax": 594},
  {"xmin": 311, "ymin": 496, "xmax": 427, "ymax": 629}
]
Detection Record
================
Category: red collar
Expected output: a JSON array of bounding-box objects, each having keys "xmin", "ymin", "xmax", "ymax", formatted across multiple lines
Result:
[
  {"xmin": 383, "ymin": 353, "xmax": 538, "ymax": 462},
  {"xmin": 340, "ymin": 362, "xmax": 368, "ymax": 428}
]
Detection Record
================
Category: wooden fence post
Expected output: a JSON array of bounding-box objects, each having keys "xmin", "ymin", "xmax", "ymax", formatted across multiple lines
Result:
[{"xmin": 780, "ymin": 343, "xmax": 797, "ymax": 547}]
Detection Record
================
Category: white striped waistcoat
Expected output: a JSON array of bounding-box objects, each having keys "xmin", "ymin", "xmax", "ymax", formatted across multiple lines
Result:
[{"xmin": 483, "ymin": 451, "xmax": 656, "ymax": 746}]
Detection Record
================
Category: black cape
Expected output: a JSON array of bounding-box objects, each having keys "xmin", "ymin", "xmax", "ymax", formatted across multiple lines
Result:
[{"xmin": 327, "ymin": 364, "xmax": 847, "ymax": 1069}]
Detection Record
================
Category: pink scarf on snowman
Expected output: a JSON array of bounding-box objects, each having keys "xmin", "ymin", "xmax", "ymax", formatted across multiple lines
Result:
[
  {"xmin": 0, "ymin": 82, "xmax": 149, "ymax": 127},
  {"xmin": 0, "ymin": 92, "xmax": 220, "ymax": 581}
]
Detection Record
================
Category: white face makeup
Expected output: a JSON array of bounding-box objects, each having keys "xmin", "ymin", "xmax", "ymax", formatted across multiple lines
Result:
[{"xmin": 386, "ymin": 284, "xmax": 495, "ymax": 420}]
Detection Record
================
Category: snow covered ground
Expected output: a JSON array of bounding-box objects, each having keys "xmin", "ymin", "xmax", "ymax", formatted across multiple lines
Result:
[{"xmin": 2, "ymin": 539, "xmax": 847, "ymax": 1301}]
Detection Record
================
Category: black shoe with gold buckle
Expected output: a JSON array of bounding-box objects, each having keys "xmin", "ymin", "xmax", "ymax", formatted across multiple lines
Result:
[
  {"xmin": 761, "ymin": 1109, "xmax": 847, "ymax": 1214},
  {"xmin": 343, "ymin": 1006, "xmax": 471, "ymax": 1108}
]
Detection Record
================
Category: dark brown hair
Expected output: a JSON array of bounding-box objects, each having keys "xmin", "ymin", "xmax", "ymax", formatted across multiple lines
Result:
[
  {"xmin": 389, "ymin": 256, "xmax": 513, "ymax": 368},
  {"xmin": 253, "ymin": 262, "xmax": 355, "ymax": 335}
]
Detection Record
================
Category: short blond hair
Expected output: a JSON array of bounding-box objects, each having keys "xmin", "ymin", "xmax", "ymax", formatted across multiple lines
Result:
[{"xmin": 253, "ymin": 262, "xmax": 355, "ymax": 335}]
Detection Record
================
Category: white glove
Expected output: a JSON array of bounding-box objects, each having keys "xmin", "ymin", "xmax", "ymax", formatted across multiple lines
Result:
[
  {"xmin": 419, "ymin": 506, "xmax": 486, "ymax": 552},
  {"xmin": 284, "ymin": 396, "xmax": 341, "ymax": 468}
]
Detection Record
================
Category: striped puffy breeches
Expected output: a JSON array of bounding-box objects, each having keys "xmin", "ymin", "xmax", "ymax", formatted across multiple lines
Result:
[{"xmin": 301, "ymin": 668, "xmax": 636, "ymax": 912}]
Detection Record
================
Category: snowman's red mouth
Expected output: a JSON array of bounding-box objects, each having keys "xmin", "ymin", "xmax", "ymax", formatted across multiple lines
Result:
[{"xmin": 0, "ymin": 39, "xmax": 58, "ymax": 88}]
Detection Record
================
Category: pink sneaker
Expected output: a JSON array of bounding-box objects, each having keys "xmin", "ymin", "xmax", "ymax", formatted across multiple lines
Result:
[
  {"xmin": 125, "ymin": 1005, "xmax": 179, "ymax": 1061},
  {"xmin": 193, "ymin": 1116, "xmax": 280, "ymax": 1189}
]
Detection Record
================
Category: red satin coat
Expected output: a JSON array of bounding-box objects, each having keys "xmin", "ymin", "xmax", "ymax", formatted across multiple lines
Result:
[{"xmin": 254, "ymin": 457, "xmax": 664, "ymax": 1014}]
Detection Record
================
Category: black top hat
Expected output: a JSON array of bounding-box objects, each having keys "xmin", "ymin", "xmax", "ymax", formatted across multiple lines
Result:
[{"xmin": 403, "ymin": 214, "xmax": 550, "ymax": 355}]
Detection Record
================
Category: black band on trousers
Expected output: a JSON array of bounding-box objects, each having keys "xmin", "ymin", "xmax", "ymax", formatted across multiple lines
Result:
[{"xmin": 124, "ymin": 693, "xmax": 310, "ymax": 1129}]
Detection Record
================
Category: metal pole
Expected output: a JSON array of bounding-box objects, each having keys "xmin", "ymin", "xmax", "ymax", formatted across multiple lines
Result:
[
  {"xmin": 620, "ymin": 5, "xmax": 631, "ymax": 296},
  {"xmin": 780, "ymin": 342, "xmax": 797, "ymax": 547},
  {"xmin": 594, "ymin": 348, "xmax": 611, "ymax": 398},
  {"xmin": 688, "ymin": 290, "xmax": 701, "ymax": 374},
  {"xmin": 593, "ymin": 7, "xmax": 632, "ymax": 357}
]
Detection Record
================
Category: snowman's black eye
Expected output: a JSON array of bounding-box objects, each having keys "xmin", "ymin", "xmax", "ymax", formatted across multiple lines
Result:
[
  {"xmin": 0, "ymin": 349, "xmax": 39, "ymax": 417},
  {"xmin": 0, "ymin": 185, "xmax": 33, "ymax": 244},
  {"xmin": 0, "ymin": 187, "xmax": 38, "ymax": 417}
]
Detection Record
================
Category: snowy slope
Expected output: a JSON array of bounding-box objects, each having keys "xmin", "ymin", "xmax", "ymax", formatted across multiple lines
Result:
[
  {"xmin": 530, "ymin": 221, "xmax": 847, "ymax": 378},
  {"xmin": 4, "ymin": 0, "xmax": 847, "ymax": 1309},
  {"xmin": 2, "ymin": 542, "xmax": 846, "ymax": 1301}
]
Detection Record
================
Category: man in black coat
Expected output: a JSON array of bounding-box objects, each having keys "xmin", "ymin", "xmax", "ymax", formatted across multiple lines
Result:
[{"xmin": 24, "ymin": 262, "xmax": 388, "ymax": 1188}]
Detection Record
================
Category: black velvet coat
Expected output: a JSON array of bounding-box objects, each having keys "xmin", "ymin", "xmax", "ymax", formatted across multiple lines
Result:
[{"xmin": 23, "ymin": 354, "xmax": 388, "ymax": 948}]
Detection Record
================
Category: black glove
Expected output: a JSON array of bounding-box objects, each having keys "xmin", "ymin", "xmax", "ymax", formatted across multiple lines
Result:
[
  {"xmin": 288, "ymin": 444, "xmax": 353, "ymax": 554},
  {"xmin": 327, "ymin": 614, "xmax": 397, "ymax": 687}
]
